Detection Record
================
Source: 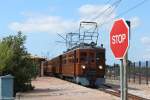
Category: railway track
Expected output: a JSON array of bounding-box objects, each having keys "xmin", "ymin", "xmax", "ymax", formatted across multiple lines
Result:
[
  {"xmin": 64, "ymin": 78, "xmax": 148, "ymax": 100},
  {"xmin": 99, "ymin": 84, "xmax": 148, "ymax": 100}
]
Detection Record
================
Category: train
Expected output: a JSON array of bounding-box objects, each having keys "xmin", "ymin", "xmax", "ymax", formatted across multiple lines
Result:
[{"xmin": 43, "ymin": 43, "xmax": 106, "ymax": 87}]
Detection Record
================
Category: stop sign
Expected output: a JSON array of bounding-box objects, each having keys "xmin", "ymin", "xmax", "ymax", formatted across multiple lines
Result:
[{"xmin": 110, "ymin": 18, "xmax": 129, "ymax": 59}]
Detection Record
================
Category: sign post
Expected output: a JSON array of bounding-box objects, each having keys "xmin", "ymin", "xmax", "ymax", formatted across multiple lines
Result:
[{"xmin": 110, "ymin": 18, "xmax": 130, "ymax": 100}]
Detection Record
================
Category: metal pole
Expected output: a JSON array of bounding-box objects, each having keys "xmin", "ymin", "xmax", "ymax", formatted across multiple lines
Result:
[
  {"xmin": 122, "ymin": 20, "xmax": 130, "ymax": 100},
  {"xmin": 120, "ymin": 59, "xmax": 124, "ymax": 100},
  {"xmin": 120, "ymin": 53, "xmax": 128, "ymax": 100},
  {"xmin": 139, "ymin": 61, "xmax": 141, "ymax": 84},
  {"xmin": 123, "ymin": 54, "xmax": 128, "ymax": 100}
]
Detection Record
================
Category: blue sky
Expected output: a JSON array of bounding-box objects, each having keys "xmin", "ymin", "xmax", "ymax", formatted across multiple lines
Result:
[{"xmin": 0, "ymin": 0, "xmax": 150, "ymax": 65}]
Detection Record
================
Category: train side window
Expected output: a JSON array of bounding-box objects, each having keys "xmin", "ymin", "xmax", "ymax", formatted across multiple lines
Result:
[
  {"xmin": 63, "ymin": 59, "xmax": 66, "ymax": 64},
  {"xmin": 80, "ymin": 57, "xmax": 86, "ymax": 62},
  {"xmin": 71, "ymin": 56, "xmax": 74, "ymax": 63},
  {"xmin": 67, "ymin": 55, "xmax": 74, "ymax": 63},
  {"xmin": 62, "ymin": 55, "xmax": 66, "ymax": 64},
  {"xmin": 80, "ymin": 52, "xmax": 87, "ymax": 57},
  {"xmin": 70, "ymin": 57, "xmax": 72, "ymax": 63}
]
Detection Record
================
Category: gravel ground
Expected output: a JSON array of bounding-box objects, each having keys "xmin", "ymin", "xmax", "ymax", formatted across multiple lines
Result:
[
  {"xmin": 106, "ymin": 79, "xmax": 150, "ymax": 99},
  {"xmin": 16, "ymin": 77, "xmax": 119, "ymax": 100}
]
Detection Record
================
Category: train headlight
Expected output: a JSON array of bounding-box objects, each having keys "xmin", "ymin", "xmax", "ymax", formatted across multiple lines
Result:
[
  {"xmin": 98, "ymin": 65, "xmax": 103, "ymax": 69},
  {"xmin": 81, "ymin": 65, "xmax": 86, "ymax": 69}
]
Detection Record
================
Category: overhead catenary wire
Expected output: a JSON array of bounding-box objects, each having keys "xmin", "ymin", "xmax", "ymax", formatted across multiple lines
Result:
[
  {"xmin": 57, "ymin": 33, "xmax": 67, "ymax": 41},
  {"xmin": 74, "ymin": 0, "xmax": 148, "ymax": 49},
  {"xmin": 115, "ymin": 0, "xmax": 148, "ymax": 19},
  {"xmin": 97, "ymin": 0, "xmax": 149, "ymax": 28},
  {"xmin": 76, "ymin": 0, "xmax": 122, "ymax": 44},
  {"xmin": 73, "ymin": 0, "xmax": 122, "ymax": 33},
  {"xmin": 85, "ymin": 0, "xmax": 148, "ymax": 33},
  {"xmin": 57, "ymin": 0, "xmax": 120, "ymax": 34},
  {"xmin": 80, "ymin": 0, "xmax": 113, "ymax": 22},
  {"xmin": 84, "ymin": 0, "xmax": 122, "ymax": 33},
  {"xmin": 56, "ymin": 0, "xmax": 122, "ymax": 49},
  {"xmin": 56, "ymin": 0, "xmax": 148, "ymax": 49},
  {"xmin": 90, "ymin": 0, "xmax": 122, "ymax": 22}
]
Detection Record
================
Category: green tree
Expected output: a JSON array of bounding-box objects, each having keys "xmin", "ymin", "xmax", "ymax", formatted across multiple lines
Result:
[
  {"xmin": 0, "ymin": 31, "xmax": 38, "ymax": 94},
  {"xmin": 0, "ymin": 42, "xmax": 13, "ymax": 75}
]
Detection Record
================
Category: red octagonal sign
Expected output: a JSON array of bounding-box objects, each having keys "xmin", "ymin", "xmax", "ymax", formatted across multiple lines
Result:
[{"xmin": 110, "ymin": 18, "xmax": 129, "ymax": 59}]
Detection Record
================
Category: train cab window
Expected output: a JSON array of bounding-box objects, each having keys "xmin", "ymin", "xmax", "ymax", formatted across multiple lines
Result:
[
  {"xmin": 96, "ymin": 52, "xmax": 105, "ymax": 61},
  {"xmin": 89, "ymin": 52, "xmax": 95, "ymax": 63},
  {"xmin": 96, "ymin": 53, "xmax": 100, "ymax": 61},
  {"xmin": 80, "ymin": 52, "xmax": 87, "ymax": 62}
]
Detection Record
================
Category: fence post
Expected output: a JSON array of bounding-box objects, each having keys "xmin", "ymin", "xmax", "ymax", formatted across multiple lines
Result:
[
  {"xmin": 117, "ymin": 64, "xmax": 120, "ymax": 80},
  {"xmin": 128, "ymin": 62, "xmax": 130, "ymax": 83},
  {"xmin": 109, "ymin": 66, "xmax": 111, "ymax": 79},
  {"xmin": 133, "ymin": 62, "xmax": 135, "ymax": 83},
  {"xmin": 139, "ymin": 61, "xmax": 141, "ymax": 84},
  {"xmin": 114, "ymin": 64, "xmax": 115, "ymax": 80},
  {"xmin": 146, "ymin": 61, "xmax": 149, "ymax": 85}
]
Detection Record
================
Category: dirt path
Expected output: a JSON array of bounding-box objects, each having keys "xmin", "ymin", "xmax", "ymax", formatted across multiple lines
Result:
[{"xmin": 16, "ymin": 77, "xmax": 119, "ymax": 100}]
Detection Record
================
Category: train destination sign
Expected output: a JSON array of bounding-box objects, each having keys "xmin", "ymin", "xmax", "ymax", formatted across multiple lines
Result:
[{"xmin": 110, "ymin": 18, "xmax": 129, "ymax": 59}]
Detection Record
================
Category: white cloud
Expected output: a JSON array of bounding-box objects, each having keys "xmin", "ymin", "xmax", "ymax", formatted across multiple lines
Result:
[
  {"xmin": 79, "ymin": 4, "xmax": 116, "ymax": 22},
  {"xmin": 140, "ymin": 36, "xmax": 150, "ymax": 59},
  {"xmin": 141, "ymin": 36, "xmax": 150, "ymax": 45},
  {"xmin": 142, "ymin": 51, "xmax": 150, "ymax": 59},
  {"xmin": 79, "ymin": 4, "xmax": 104, "ymax": 19},
  {"xmin": 78, "ymin": 4, "xmax": 116, "ymax": 34},
  {"xmin": 9, "ymin": 16, "xmax": 77, "ymax": 33},
  {"xmin": 130, "ymin": 17, "xmax": 140, "ymax": 29},
  {"xmin": 9, "ymin": 4, "xmax": 116, "ymax": 34}
]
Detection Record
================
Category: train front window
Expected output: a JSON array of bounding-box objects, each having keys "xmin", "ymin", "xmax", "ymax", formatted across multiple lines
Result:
[
  {"xmin": 96, "ymin": 52, "xmax": 105, "ymax": 61},
  {"xmin": 89, "ymin": 52, "xmax": 95, "ymax": 63},
  {"xmin": 80, "ymin": 52, "xmax": 87, "ymax": 62},
  {"xmin": 96, "ymin": 53, "xmax": 100, "ymax": 61}
]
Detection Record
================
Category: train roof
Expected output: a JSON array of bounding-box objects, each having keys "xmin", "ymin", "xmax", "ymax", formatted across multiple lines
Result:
[
  {"xmin": 49, "ymin": 43, "xmax": 105, "ymax": 60},
  {"xmin": 62, "ymin": 44, "xmax": 105, "ymax": 55}
]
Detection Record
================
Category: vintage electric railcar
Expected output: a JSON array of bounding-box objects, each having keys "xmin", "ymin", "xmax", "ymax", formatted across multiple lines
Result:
[{"xmin": 43, "ymin": 45, "xmax": 106, "ymax": 87}]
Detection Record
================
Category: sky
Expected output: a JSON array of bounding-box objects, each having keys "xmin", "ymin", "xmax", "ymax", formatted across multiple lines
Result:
[{"xmin": 0, "ymin": 0, "xmax": 150, "ymax": 65}]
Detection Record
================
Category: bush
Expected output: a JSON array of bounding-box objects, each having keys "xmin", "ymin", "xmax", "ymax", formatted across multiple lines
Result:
[{"xmin": 0, "ymin": 31, "xmax": 38, "ymax": 94}]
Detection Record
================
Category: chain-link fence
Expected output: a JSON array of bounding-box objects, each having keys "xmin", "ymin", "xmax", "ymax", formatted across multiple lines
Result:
[{"xmin": 106, "ymin": 61, "xmax": 150, "ymax": 85}]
